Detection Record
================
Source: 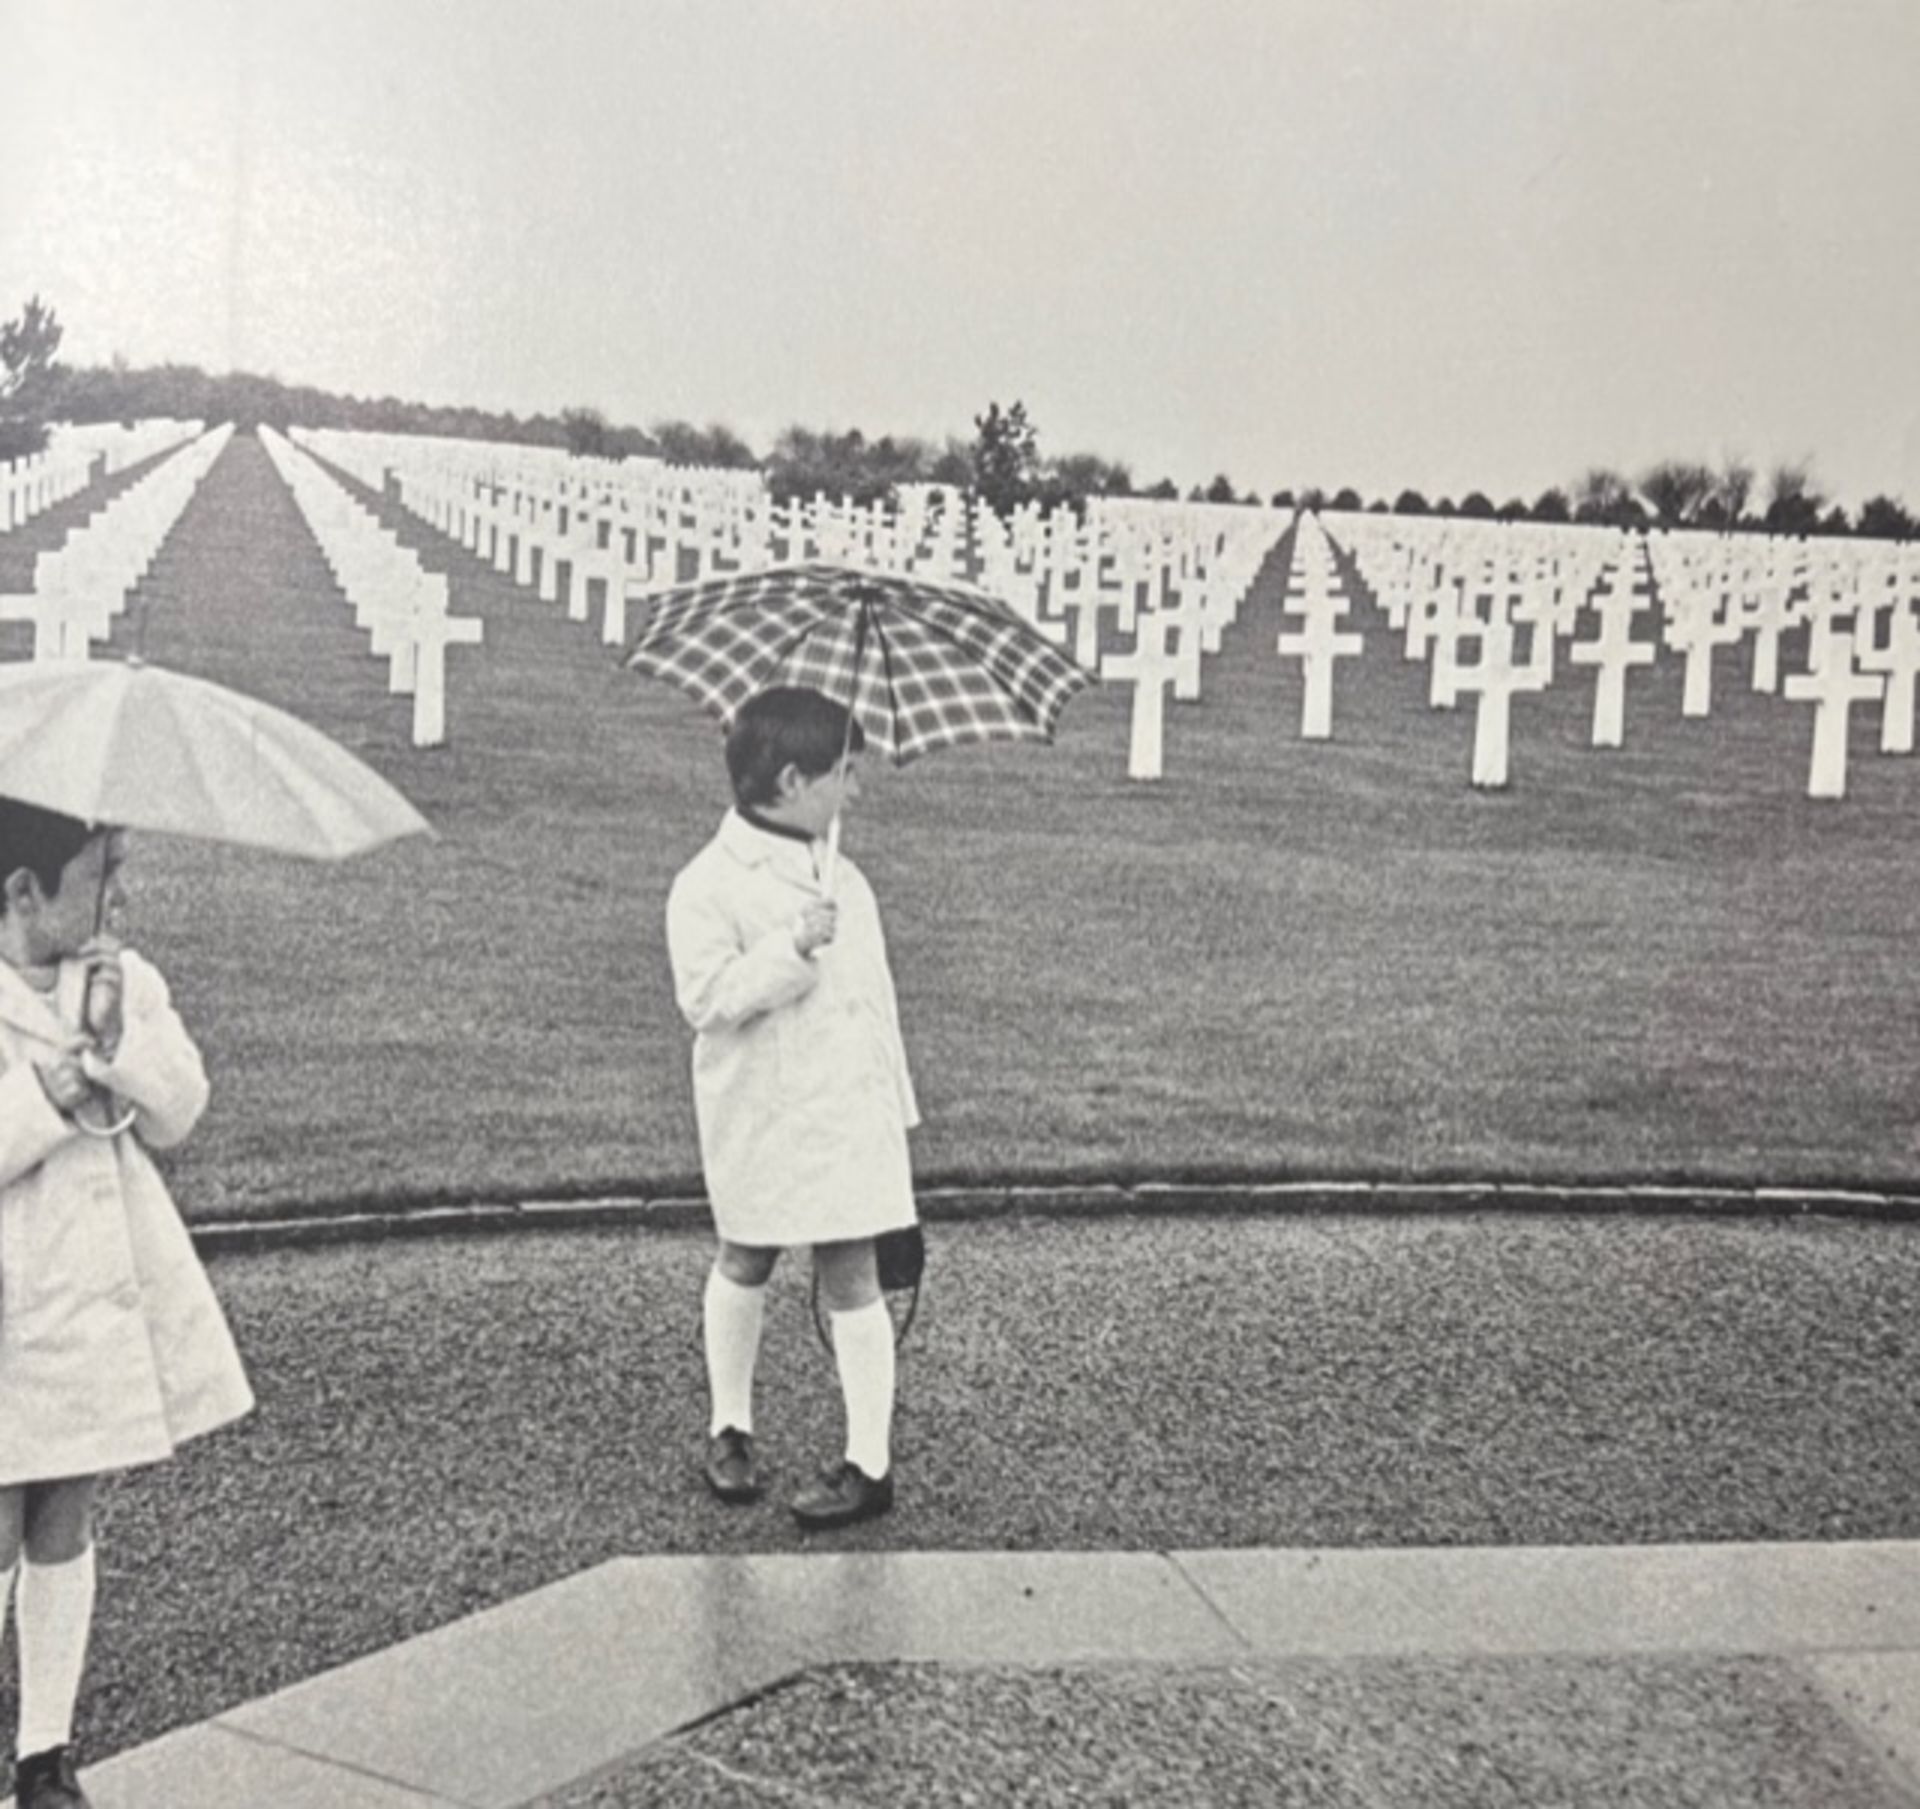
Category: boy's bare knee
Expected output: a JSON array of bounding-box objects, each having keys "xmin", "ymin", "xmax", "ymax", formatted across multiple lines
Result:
[
  {"xmin": 717, "ymin": 1241, "xmax": 778, "ymax": 1288},
  {"xmin": 814, "ymin": 1238, "xmax": 880, "ymax": 1313},
  {"xmin": 22, "ymin": 1476, "xmax": 98, "ymax": 1564}
]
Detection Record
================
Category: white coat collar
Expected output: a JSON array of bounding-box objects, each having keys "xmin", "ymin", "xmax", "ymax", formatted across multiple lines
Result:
[
  {"xmin": 717, "ymin": 808, "xmax": 823, "ymax": 888},
  {"xmin": 0, "ymin": 956, "xmax": 69, "ymax": 1040}
]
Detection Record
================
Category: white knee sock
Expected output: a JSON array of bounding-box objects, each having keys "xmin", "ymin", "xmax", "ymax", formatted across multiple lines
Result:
[
  {"xmin": 831, "ymin": 1300, "xmax": 896, "ymax": 1478},
  {"xmin": 703, "ymin": 1268, "xmax": 767, "ymax": 1437},
  {"xmin": 16, "ymin": 1547, "xmax": 96, "ymax": 1758}
]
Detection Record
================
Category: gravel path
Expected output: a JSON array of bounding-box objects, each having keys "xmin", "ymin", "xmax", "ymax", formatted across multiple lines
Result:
[
  {"xmin": 543, "ymin": 1656, "xmax": 1911, "ymax": 1809},
  {"xmin": 17, "ymin": 1207, "xmax": 1920, "ymax": 1764}
]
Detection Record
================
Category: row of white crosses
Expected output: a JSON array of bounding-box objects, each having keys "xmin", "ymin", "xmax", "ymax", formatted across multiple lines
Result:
[
  {"xmin": 1, "ymin": 419, "xmax": 206, "ymax": 535},
  {"xmin": 1331, "ymin": 510, "xmax": 1920, "ymax": 798},
  {"xmin": 290, "ymin": 431, "xmax": 1317, "ymax": 782},
  {"xmin": 259, "ymin": 429, "xmax": 482, "ymax": 748},
  {"xmin": 294, "ymin": 430, "xmax": 779, "ymax": 644},
  {"xmin": 1277, "ymin": 507, "xmax": 1545, "ymax": 782},
  {"xmin": 1345, "ymin": 514, "xmax": 1617, "ymax": 786},
  {"xmin": 1649, "ymin": 531, "xmax": 1920, "ymax": 791},
  {"xmin": 0, "ymin": 425, "xmax": 233, "ymax": 660},
  {"xmin": 1082, "ymin": 502, "xmax": 1292, "ymax": 779},
  {"xmin": 297, "ymin": 429, "xmax": 1255, "ymax": 652},
  {"xmin": 286, "ymin": 433, "xmax": 1273, "ymax": 731},
  {"xmin": 1276, "ymin": 512, "xmax": 1365, "ymax": 742}
]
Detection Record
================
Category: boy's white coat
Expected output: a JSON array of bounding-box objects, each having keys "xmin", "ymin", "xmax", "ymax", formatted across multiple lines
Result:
[
  {"xmin": 667, "ymin": 810, "xmax": 920, "ymax": 1248},
  {"xmin": 0, "ymin": 951, "xmax": 253, "ymax": 1485}
]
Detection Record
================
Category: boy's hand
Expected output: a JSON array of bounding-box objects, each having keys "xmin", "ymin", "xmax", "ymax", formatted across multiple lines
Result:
[
  {"xmin": 78, "ymin": 937, "xmax": 126, "ymax": 1056},
  {"xmin": 35, "ymin": 1039, "xmax": 96, "ymax": 1117},
  {"xmin": 793, "ymin": 898, "xmax": 839, "ymax": 957}
]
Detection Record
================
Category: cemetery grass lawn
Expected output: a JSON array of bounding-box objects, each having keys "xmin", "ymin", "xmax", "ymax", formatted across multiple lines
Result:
[{"xmin": 89, "ymin": 437, "xmax": 1920, "ymax": 1219}]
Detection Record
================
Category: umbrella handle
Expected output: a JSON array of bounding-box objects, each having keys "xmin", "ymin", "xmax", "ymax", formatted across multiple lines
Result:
[
  {"xmin": 820, "ymin": 811, "xmax": 842, "ymax": 899},
  {"xmin": 71, "ymin": 1091, "xmax": 137, "ymax": 1139},
  {"xmin": 816, "ymin": 595, "xmax": 865, "ymax": 902}
]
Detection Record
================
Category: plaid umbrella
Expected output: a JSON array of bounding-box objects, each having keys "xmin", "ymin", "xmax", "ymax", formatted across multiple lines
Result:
[{"xmin": 624, "ymin": 563, "xmax": 1094, "ymax": 764}]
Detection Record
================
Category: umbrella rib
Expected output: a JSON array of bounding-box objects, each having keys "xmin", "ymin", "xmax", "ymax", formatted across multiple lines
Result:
[
  {"xmin": 765, "ymin": 605, "xmax": 841, "ymax": 697},
  {"xmin": 154, "ymin": 677, "xmax": 244, "ymax": 837},
  {"xmin": 869, "ymin": 609, "xmax": 903, "ymax": 755}
]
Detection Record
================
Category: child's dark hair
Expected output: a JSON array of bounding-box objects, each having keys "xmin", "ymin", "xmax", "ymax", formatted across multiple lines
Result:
[
  {"xmin": 726, "ymin": 687, "xmax": 866, "ymax": 808},
  {"xmin": 0, "ymin": 798, "xmax": 98, "ymax": 911}
]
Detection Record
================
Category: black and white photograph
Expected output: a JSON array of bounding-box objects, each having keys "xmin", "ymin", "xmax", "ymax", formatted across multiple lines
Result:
[{"xmin": 4, "ymin": 1, "xmax": 1920, "ymax": 1803}]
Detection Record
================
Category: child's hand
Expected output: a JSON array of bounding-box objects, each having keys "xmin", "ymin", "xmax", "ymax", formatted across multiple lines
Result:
[
  {"xmin": 34, "ymin": 1040, "xmax": 96, "ymax": 1117},
  {"xmin": 793, "ymin": 898, "xmax": 839, "ymax": 957},
  {"xmin": 78, "ymin": 937, "xmax": 126, "ymax": 1057}
]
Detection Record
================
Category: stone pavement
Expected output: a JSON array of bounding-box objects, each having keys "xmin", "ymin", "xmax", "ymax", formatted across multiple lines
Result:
[{"xmin": 88, "ymin": 1539, "xmax": 1920, "ymax": 1806}]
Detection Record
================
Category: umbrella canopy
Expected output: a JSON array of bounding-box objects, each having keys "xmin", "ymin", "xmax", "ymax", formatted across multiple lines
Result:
[
  {"xmin": 0, "ymin": 658, "xmax": 432, "ymax": 858},
  {"xmin": 624, "ymin": 563, "xmax": 1094, "ymax": 763}
]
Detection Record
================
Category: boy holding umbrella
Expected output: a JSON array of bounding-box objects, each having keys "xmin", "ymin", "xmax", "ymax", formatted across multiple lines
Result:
[
  {"xmin": 0, "ymin": 800, "xmax": 254, "ymax": 1808},
  {"xmin": 666, "ymin": 686, "xmax": 919, "ymax": 1530}
]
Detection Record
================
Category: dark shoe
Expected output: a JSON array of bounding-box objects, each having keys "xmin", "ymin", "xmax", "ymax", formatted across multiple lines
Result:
[
  {"xmin": 791, "ymin": 1460, "xmax": 894, "ymax": 1530},
  {"xmin": 14, "ymin": 1746, "xmax": 89, "ymax": 1808},
  {"xmin": 704, "ymin": 1427, "xmax": 763, "ymax": 1504}
]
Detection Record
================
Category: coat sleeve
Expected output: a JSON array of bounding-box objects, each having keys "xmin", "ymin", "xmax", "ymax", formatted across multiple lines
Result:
[
  {"xmin": 667, "ymin": 867, "xmax": 820, "ymax": 1033},
  {"xmin": 865, "ymin": 883, "xmax": 922, "ymax": 1132},
  {"xmin": 0, "ymin": 1056, "xmax": 77, "ymax": 1190},
  {"xmin": 81, "ymin": 952, "xmax": 209, "ymax": 1151}
]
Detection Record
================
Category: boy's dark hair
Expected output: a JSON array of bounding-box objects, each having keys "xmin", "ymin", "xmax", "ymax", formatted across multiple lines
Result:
[
  {"xmin": 0, "ymin": 798, "xmax": 98, "ymax": 911},
  {"xmin": 726, "ymin": 687, "xmax": 866, "ymax": 808}
]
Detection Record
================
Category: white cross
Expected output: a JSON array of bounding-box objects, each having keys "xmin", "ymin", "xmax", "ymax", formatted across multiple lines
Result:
[
  {"xmin": 0, "ymin": 564, "xmax": 113, "ymax": 660},
  {"xmin": 1857, "ymin": 600, "xmax": 1920, "ymax": 755},
  {"xmin": 1568, "ymin": 594, "xmax": 1656, "ymax": 748},
  {"xmin": 544, "ymin": 509, "xmax": 592, "ymax": 607},
  {"xmin": 1157, "ymin": 583, "xmax": 1209, "ymax": 702},
  {"xmin": 1731, "ymin": 584, "xmax": 1800, "ymax": 694},
  {"xmin": 1451, "ymin": 614, "xmax": 1547, "ymax": 789},
  {"xmin": 604, "ymin": 570, "xmax": 659, "ymax": 647},
  {"xmin": 405, "ymin": 605, "xmax": 485, "ymax": 748},
  {"xmin": 491, "ymin": 485, "xmax": 522, "ymax": 576},
  {"xmin": 1508, "ymin": 586, "xmax": 1560, "ymax": 686},
  {"xmin": 1402, "ymin": 576, "xmax": 1457, "ymax": 665},
  {"xmin": 1103, "ymin": 608, "xmax": 1184, "ymax": 781},
  {"xmin": 1277, "ymin": 601, "xmax": 1364, "ymax": 740},
  {"xmin": 1588, "ymin": 549, "xmax": 1651, "ymax": 616},
  {"xmin": 564, "ymin": 518, "xmax": 614, "ymax": 622},
  {"xmin": 1067, "ymin": 587, "xmax": 1127, "ymax": 671},
  {"xmin": 1663, "ymin": 596, "xmax": 1747, "ymax": 718},
  {"xmin": 1429, "ymin": 591, "xmax": 1488, "ymax": 711},
  {"xmin": 1804, "ymin": 601, "xmax": 1862, "ymax": 678},
  {"xmin": 1782, "ymin": 631, "xmax": 1885, "ymax": 799}
]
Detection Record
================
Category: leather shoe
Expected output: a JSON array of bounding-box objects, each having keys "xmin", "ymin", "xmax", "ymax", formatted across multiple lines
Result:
[
  {"xmin": 14, "ymin": 1745, "xmax": 89, "ymax": 1808},
  {"xmin": 704, "ymin": 1427, "xmax": 763, "ymax": 1504},
  {"xmin": 791, "ymin": 1460, "xmax": 894, "ymax": 1530}
]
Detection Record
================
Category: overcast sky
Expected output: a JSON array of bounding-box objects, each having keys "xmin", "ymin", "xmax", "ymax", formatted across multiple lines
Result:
[{"xmin": 6, "ymin": 0, "xmax": 1917, "ymax": 506}]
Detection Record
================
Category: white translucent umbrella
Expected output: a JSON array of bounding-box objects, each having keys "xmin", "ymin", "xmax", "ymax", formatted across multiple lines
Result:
[
  {"xmin": 0, "ymin": 656, "xmax": 432, "ymax": 1135},
  {"xmin": 0, "ymin": 657, "xmax": 432, "ymax": 857}
]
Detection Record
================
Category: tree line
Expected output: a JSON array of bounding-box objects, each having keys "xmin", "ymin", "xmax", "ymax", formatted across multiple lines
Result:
[{"xmin": 2, "ymin": 296, "xmax": 1913, "ymax": 538}]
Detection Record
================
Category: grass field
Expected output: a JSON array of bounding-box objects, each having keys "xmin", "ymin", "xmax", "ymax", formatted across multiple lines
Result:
[{"xmin": 11, "ymin": 433, "xmax": 1920, "ymax": 1217}]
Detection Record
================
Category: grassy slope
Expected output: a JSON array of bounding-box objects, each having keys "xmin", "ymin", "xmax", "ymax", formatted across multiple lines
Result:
[{"xmin": 47, "ymin": 435, "xmax": 1920, "ymax": 1215}]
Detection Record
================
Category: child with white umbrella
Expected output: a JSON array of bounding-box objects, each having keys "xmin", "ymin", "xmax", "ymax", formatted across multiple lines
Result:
[
  {"xmin": 0, "ymin": 657, "xmax": 430, "ymax": 1806},
  {"xmin": 0, "ymin": 799, "xmax": 251, "ymax": 1809}
]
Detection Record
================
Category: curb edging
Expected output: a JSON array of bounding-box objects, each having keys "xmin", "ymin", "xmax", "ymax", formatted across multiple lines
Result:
[{"xmin": 187, "ymin": 1178, "xmax": 1920, "ymax": 1255}]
